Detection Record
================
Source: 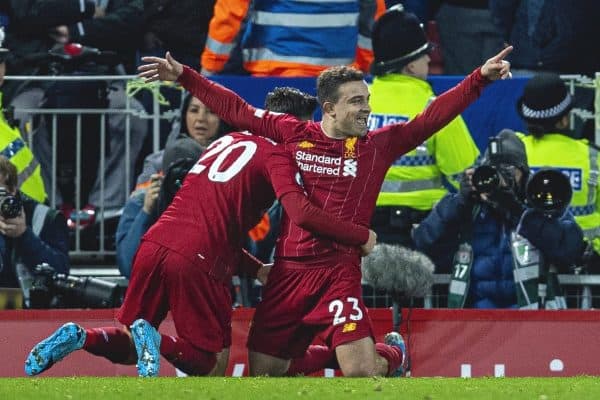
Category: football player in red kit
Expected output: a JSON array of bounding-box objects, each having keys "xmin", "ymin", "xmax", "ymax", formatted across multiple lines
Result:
[
  {"xmin": 24, "ymin": 117, "xmax": 376, "ymax": 378},
  {"xmin": 135, "ymin": 45, "xmax": 512, "ymax": 377}
]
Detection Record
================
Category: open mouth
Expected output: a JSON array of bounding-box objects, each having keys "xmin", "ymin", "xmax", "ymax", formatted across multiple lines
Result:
[{"xmin": 357, "ymin": 117, "xmax": 368, "ymax": 127}]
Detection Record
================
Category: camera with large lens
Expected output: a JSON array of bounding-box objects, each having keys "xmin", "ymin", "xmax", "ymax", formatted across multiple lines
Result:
[
  {"xmin": 472, "ymin": 164, "xmax": 501, "ymax": 193},
  {"xmin": 27, "ymin": 263, "xmax": 126, "ymax": 309},
  {"xmin": 0, "ymin": 187, "xmax": 22, "ymax": 219},
  {"xmin": 526, "ymin": 168, "xmax": 572, "ymax": 218}
]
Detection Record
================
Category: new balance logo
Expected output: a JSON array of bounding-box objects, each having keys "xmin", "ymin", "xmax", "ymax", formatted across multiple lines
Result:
[{"xmin": 343, "ymin": 159, "xmax": 357, "ymax": 177}]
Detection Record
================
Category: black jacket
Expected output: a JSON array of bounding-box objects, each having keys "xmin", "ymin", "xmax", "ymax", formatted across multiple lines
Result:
[{"xmin": 3, "ymin": 0, "xmax": 143, "ymax": 99}]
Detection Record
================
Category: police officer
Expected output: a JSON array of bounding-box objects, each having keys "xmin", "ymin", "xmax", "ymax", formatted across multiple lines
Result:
[
  {"xmin": 0, "ymin": 27, "xmax": 47, "ymax": 204},
  {"xmin": 368, "ymin": 5, "xmax": 479, "ymax": 246},
  {"xmin": 517, "ymin": 72, "xmax": 600, "ymax": 259}
]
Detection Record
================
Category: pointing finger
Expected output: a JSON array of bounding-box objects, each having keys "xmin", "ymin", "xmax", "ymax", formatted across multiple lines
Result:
[{"xmin": 491, "ymin": 45, "xmax": 513, "ymax": 62}]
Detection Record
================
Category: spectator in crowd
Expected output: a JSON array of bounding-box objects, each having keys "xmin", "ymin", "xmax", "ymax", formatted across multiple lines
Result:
[
  {"xmin": 489, "ymin": 0, "xmax": 600, "ymax": 76},
  {"xmin": 435, "ymin": 0, "xmax": 504, "ymax": 75},
  {"xmin": 25, "ymin": 128, "xmax": 377, "ymax": 378},
  {"xmin": 0, "ymin": 156, "xmax": 69, "ymax": 291},
  {"xmin": 140, "ymin": 42, "xmax": 513, "ymax": 376},
  {"xmin": 141, "ymin": 0, "xmax": 216, "ymax": 68},
  {"xmin": 517, "ymin": 72, "xmax": 600, "ymax": 264},
  {"xmin": 136, "ymin": 93, "xmax": 226, "ymax": 187},
  {"xmin": 369, "ymin": 6, "xmax": 479, "ymax": 247},
  {"xmin": 0, "ymin": 26, "xmax": 47, "ymax": 205},
  {"xmin": 200, "ymin": 0, "xmax": 386, "ymax": 76},
  {"xmin": 413, "ymin": 130, "xmax": 585, "ymax": 309},
  {"xmin": 4, "ymin": 0, "xmax": 147, "ymax": 223}
]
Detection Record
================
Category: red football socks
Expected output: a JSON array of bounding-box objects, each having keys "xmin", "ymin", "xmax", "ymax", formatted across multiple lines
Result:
[
  {"xmin": 159, "ymin": 334, "xmax": 217, "ymax": 376},
  {"xmin": 286, "ymin": 345, "xmax": 339, "ymax": 376},
  {"xmin": 83, "ymin": 327, "xmax": 136, "ymax": 364},
  {"xmin": 375, "ymin": 342, "xmax": 403, "ymax": 376}
]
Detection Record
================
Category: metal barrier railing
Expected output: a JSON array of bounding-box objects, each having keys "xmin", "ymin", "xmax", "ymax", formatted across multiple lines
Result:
[
  {"xmin": 560, "ymin": 73, "xmax": 599, "ymax": 144},
  {"xmin": 4, "ymin": 75, "xmax": 179, "ymax": 258},
  {"xmin": 360, "ymin": 273, "xmax": 600, "ymax": 310},
  {"xmin": 426, "ymin": 273, "xmax": 600, "ymax": 310}
]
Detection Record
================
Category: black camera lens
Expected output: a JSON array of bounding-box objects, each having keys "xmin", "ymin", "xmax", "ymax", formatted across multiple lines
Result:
[
  {"xmin": 526, "ymin": 169, "xmax": 572, "ymax": 217},
  {"xmin": 0, "ymin": 192, "xmax": 21, "ymax": 219},
  {"xmin": 472, "ymin": 165, "xmax": 500, "ymax": 193}
]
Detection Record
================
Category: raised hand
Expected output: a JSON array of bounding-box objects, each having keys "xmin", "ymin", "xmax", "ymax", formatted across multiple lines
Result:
[
  {"xmin": 137, "ymin": 51, "xmax": 184, "ymax": 83},
  {"xmin": 481, "ymin": 46, "xmax": 513, "ymax": 81}
]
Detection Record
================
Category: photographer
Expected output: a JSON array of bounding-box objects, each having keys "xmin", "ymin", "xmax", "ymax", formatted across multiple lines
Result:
[
  {"xmin": 0, "ymin": 156, "xmax": 69, "ymax": 288},
  {"xmin": 413, "ymin": 130, "xmax": 585, "ymax": 309},
  {"xmin": 517, "ymin": 72, "xmax": 600, "ymax": 267}
]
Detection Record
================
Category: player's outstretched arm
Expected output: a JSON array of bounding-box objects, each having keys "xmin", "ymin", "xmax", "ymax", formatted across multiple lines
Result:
[
  {"xmin": 279, "ymin": 192, "xmax": 371, "ymax": 248},
  {"xmin": 138, "ymin": 52, "xmax": 183, "ymax": 83},
  {"xmin": 137, "ymin": 51, "xmax": 291, "ymax": 143}
]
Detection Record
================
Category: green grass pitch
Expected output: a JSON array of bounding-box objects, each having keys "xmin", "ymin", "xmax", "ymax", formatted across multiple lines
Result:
[{"xmin": 2, "ymin": 377, "xmax": 600, "ymax": 400}]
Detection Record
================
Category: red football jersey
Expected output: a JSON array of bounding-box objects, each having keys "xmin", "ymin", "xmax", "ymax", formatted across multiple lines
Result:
[
  {"xmin": 179, "ymin": 66, "xmax": 488, "ymax": 260},
  {"xmin": 143, "ymin": 132, "xmax": 303, "ymax": 280}
]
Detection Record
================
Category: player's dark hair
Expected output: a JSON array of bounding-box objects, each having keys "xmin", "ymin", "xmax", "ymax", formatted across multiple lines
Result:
[
  {"xmin": 316, "ymin": 66, "xmax": 364, "ymax": 105},
  {"xmin": 264, "ymin": 87, "xmax": 318, "ymax": 120}
]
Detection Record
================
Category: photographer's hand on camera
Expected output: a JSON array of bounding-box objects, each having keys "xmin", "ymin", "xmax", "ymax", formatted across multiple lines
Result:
[
  {"xmin": 142, "ymin": 174, "xmax": 162, "ymax": 215},
  {"xmin": 458, "ymin": 169, "xmax": 478, "ymax": 206},
  {"xmin": 485, "ymin": 187, "xmax": 525, "ymax": 227},
  {"xmin": 0, "ymin": 207, "xmax": 26, "ymax": 238}
]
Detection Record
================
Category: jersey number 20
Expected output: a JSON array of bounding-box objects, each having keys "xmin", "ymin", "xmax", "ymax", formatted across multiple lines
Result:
[{"xmin": 189, "ymin": 135, "xmax": 257, "ymax": 182}]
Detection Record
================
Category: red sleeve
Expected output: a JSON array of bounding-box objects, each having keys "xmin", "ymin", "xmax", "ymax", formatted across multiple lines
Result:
[
  {"xmin": 280, "ymin": 192, "xmax": 369, "ymax": 246},
  {"xmin": 238, "ymin": 249, "xmax": 263, "ymax": 277},
  {"xmin": 177, "ymin": 66, "xmax": 301, "ymax": 144},
  {"xmin": 264, "ymin": 148, "xmax": 304, "ymax": 199},
  {"xmin": 374, "ymin": 67, "xmax": 490, "ymax": 160}
]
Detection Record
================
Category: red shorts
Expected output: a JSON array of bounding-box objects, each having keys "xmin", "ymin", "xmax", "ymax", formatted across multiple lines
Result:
[
  {"xmin": 116, "ymin": 240, "xmax": 232, "ymax": 353},
  {"xmin": 247, "ymin": 255, "xmax": 374, "ymax": 359}
]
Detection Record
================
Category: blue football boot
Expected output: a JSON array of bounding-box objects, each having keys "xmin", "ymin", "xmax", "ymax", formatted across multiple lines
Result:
[
  {"xmin": 24, "ymin": 322, "xmax": 86, "ymax": 376},
  {"xmin": 131, "ymin": 319, "xmax": 161, "ymax": 377},
  {"xmin": 384, "ymin": 331, "xmax": 407, "ymax": 377}
]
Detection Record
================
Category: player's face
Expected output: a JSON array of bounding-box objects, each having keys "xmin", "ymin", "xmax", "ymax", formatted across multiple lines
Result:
[
  {"xmin": 331, "ymin": 80, "xmax": 371, "ymax": 138},
  {"xmin": 186, "ymin": 97, "xmax": 220, "ymax": 146}
]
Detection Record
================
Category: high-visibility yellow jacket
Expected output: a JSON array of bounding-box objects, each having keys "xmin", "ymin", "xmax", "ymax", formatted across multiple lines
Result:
[
  {"xmin": 369, "ymin": 73, "xmax": 479, "ymax": 210},
  {"xmin": 0, "ymin": 94, "xmax": 47, "ymax": 203},
  {"xmin": 201, "ymin": 0, "xmax": 386, "ymax": 76},
  {"xmin": 519, "ymin": 132, "xmax": 600, "ymax": 253}
]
